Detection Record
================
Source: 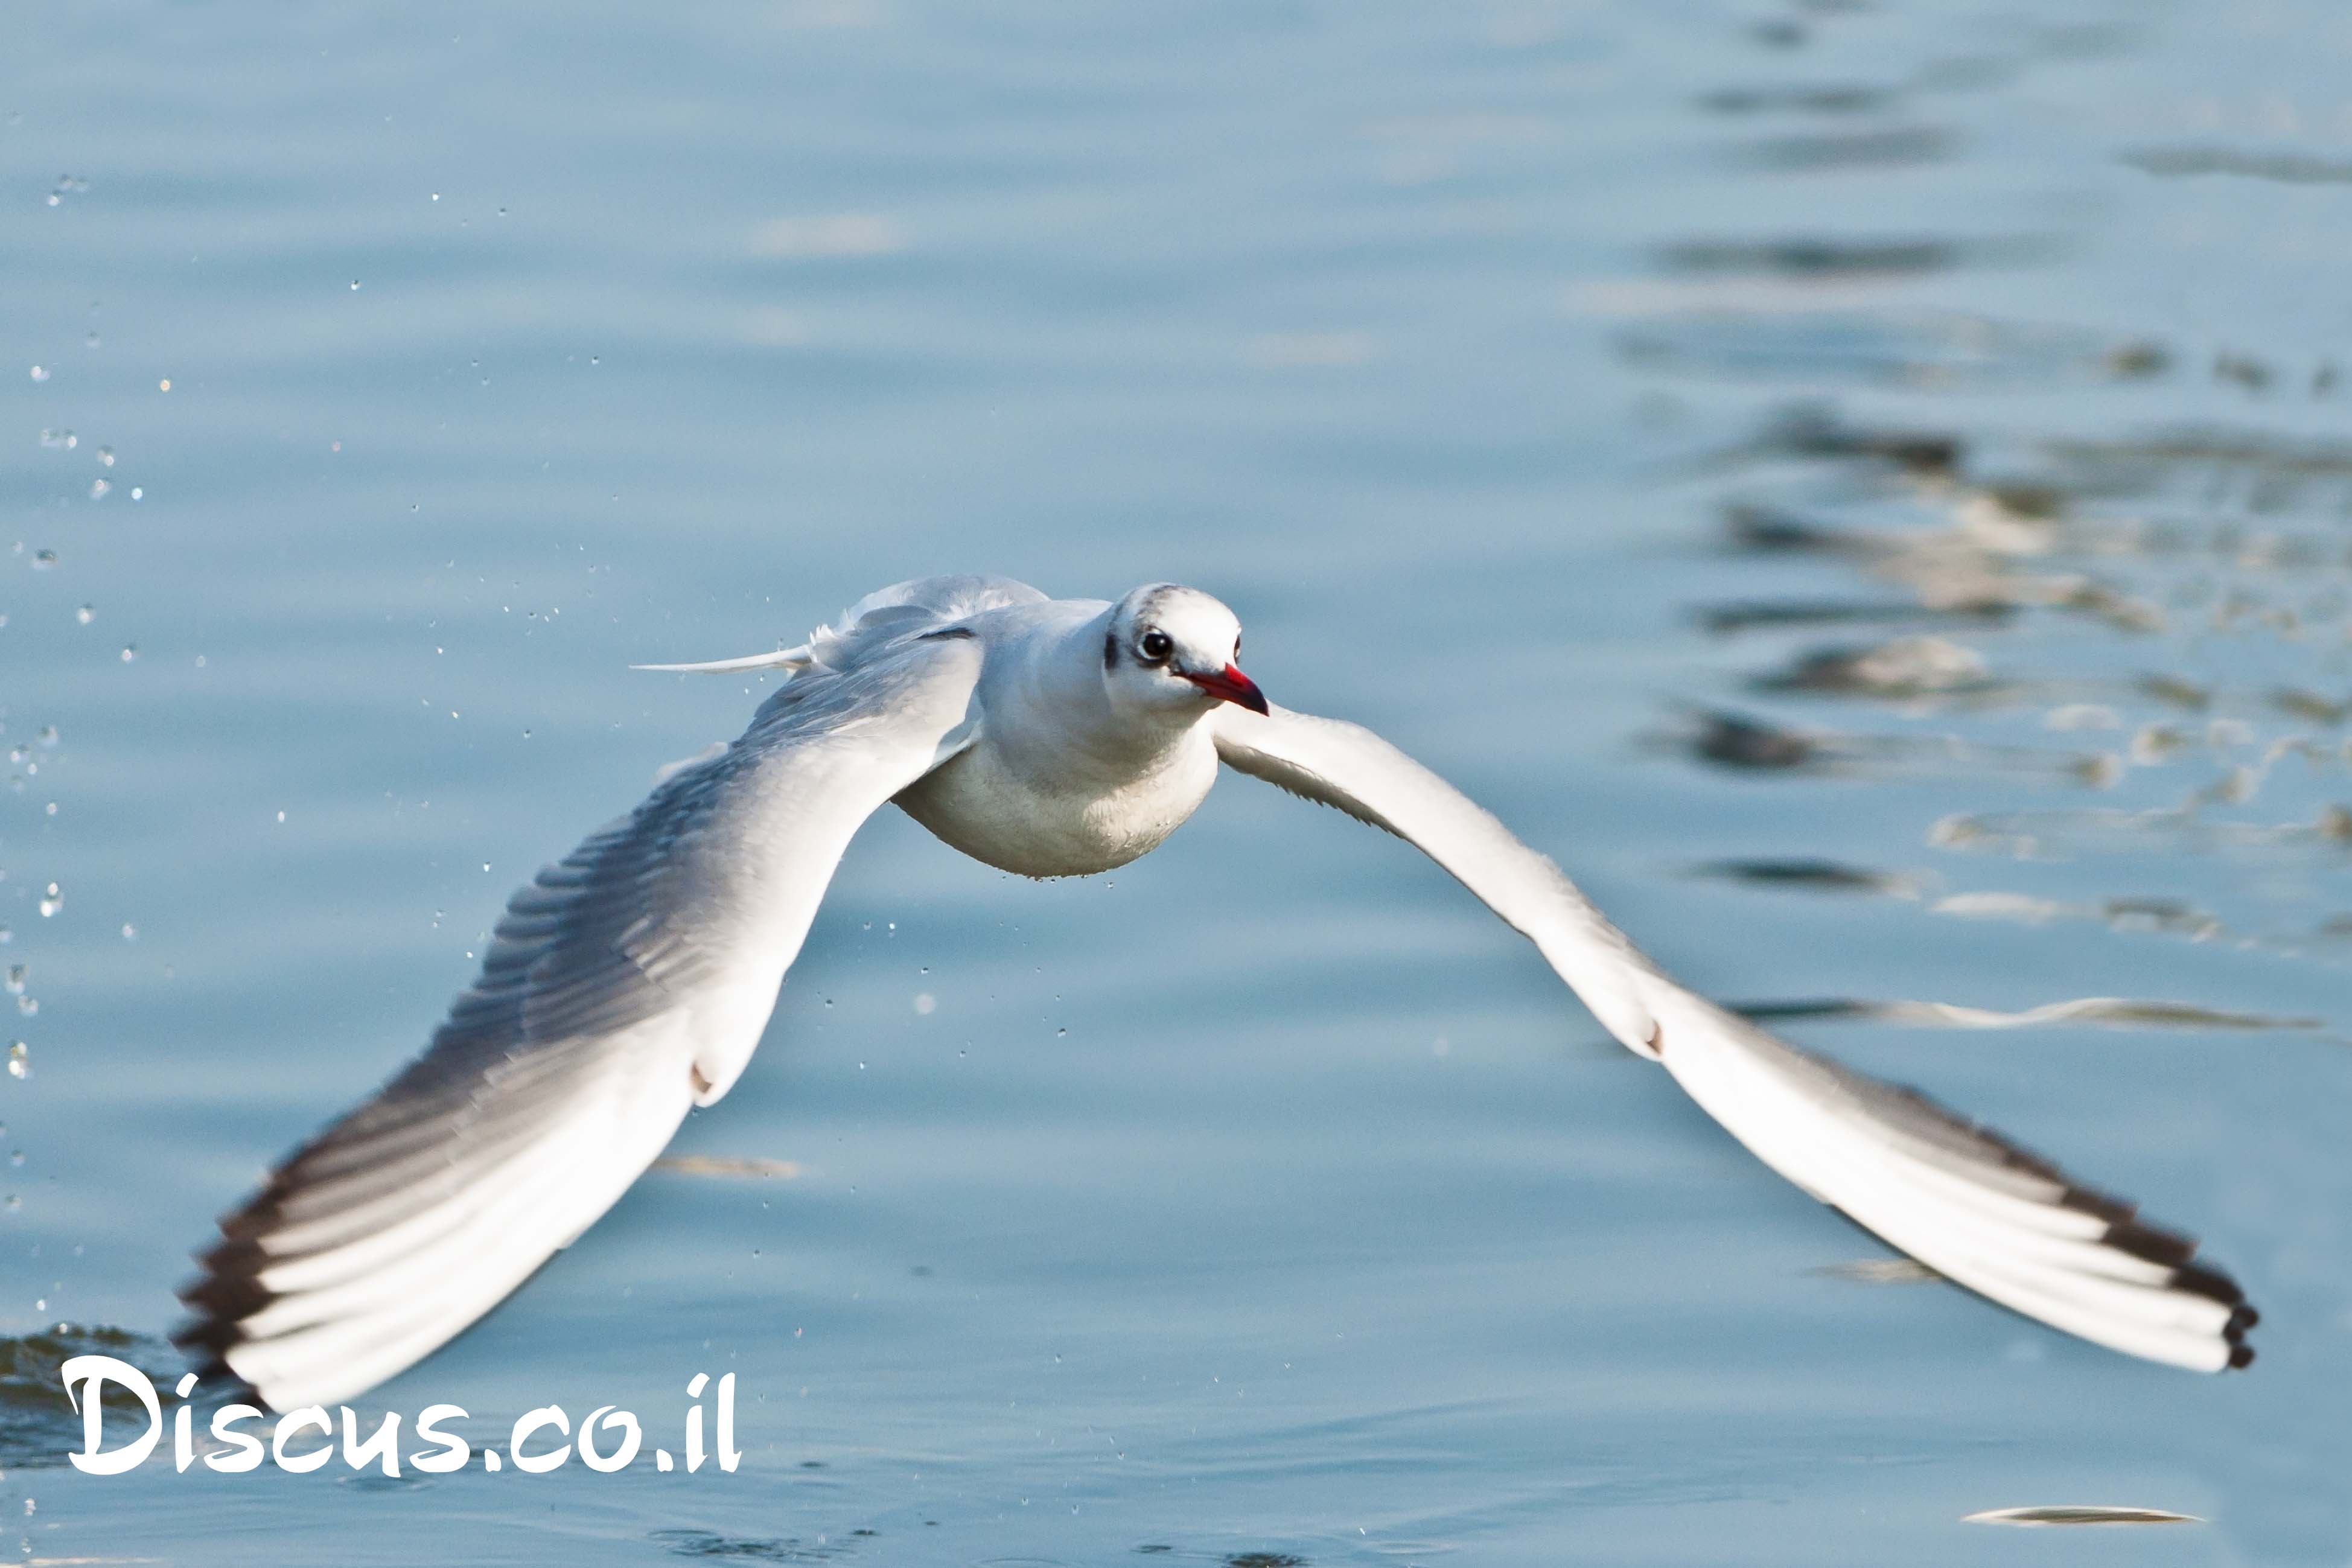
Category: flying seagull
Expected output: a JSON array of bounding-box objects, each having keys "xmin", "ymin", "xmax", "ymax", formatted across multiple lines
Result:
[{"xmin": 176, "ymin": 576, "xmax": 2255, "ymax": 1410}]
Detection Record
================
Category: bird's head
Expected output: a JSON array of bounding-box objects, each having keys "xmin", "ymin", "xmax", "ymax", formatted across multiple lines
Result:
[{"xmin": 1101, "ymin": 584, "xmax": 1268, "ymax": 722}]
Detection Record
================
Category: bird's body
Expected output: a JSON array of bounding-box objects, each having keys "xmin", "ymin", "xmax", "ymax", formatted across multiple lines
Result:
[
  {"xmin": 177, "ymin": 576, "xmax": 2255, "ymax": 1412},
  {"xmin": 893, "ymin": 592, "xmax": 1223, "ymax": 876}
]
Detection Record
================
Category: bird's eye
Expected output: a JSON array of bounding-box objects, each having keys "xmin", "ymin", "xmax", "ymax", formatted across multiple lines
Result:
[{"xmin": 1137, "ymin": 629, "xmax": 1173, "ymax": 663}]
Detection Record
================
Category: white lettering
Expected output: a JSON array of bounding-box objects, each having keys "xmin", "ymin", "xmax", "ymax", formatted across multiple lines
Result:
[
  {"xmin": 509, "ymin": 1405, "xmax": 570, "ymax": 1474},
  {"xmin": 272, "ymin": 1406, "xmax": 334, "ymax": 1473},
  {"xmin": 342, "ymin": 1409, "xmax": 402, "ymax": 1477},
  {"xmin": 576, "ymin": 1405, "xmax": 642, "ymax": 1473},
  {"xmin": 409, "ymin": 1404, "xmax": 471, "ymax": 1473},
  {"xmin": 205, "ymin": 1404, "xmax": 266, "ymax": 1473},
  {"xmin": 60, "ymin": 1356, "xmax": 161, "ymax": 1476}
]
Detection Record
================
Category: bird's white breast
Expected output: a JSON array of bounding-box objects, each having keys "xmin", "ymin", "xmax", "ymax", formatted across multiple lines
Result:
[{"xmin": 893, "ymin": 725, "xmax": 1219, "ymax": 878}]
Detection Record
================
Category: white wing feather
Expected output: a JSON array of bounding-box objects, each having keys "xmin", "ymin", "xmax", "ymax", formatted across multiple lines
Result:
[
  {"xmin": 177, "ymin": 626, "xmax": 984, "ymax": 1410},
  {"xmin": 1213, "ymin": 703, "xmax": 2253, "ymax": 1372}
]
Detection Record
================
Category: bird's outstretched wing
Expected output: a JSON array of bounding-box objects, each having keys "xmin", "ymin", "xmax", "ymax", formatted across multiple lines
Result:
[
  {"xmin": 1213, "ymin": 703, "xmax": 2254, "ymax": 1372},
  {"xmin": 176, "ymin": 630, "xmax": 986, "ymax": 1410}
]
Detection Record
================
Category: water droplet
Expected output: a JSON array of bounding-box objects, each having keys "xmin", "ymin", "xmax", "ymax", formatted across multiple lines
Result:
[
  {"xmin": 6, "ymin": 1044, "xmax": 25, "ymax": 1077},
  {"xmin": 130, "ymin": 487, "xmax": 142, "ymax": 500},
  {"xmin": 74, "ymin": 605, "xmax": 92, "ymax": 625},
  {"xmin": 157, "ymin": 379, "xmax": 169, "ymax": 392},
  {"xmin": 1056, "ymin": 1027, "xmax": 1068, "ymax": 1037},
  {"xmin": 913, "ymin": 993, "xmax": 937, "ymax": 1015},
  {"xmin": 28, "ymin": 365, "xmax": 48, "ymax": 383},
  {"xmin": 120, "ymin": 923, "xmax": 135, "ymax": 942},
  {"xmin": 31, "ymin": 550, "xmax": 56, "ymax": 570},
  {"xmin": 88, "ymin": 479, "xmax": 109, "ymax": 500},
  {"xmin": 118, "ymin": 644, "xmax": 135, "ymax": 662},
  {"xmin": 96, "ymin": 446, "xmax": 113, "ymax": 467},
  {"xmin": 39, "ymin": 884, "xmax": 61, "ymax": 917},
  {"xmin": 350, "ymin": 279, "xmax": 361, "ymax": 291},
  {"xmin": 0, "ymin": 929, "xmax": 12, "ymax": 945},
  {"xmin": 37, "ymin": 727, "xmax": 57, "ymax": 749},
  {"xmin": 37, "ymin": 429, "xmax": 73, "ymax": 450},
  {"xmin": 13, "ymin": 996, "xmax": 32, "ymax": 1017},
  {"xmin": 275, "ymin": 810, "xmax": 285, "ymax": 823},
  {"xmin": 5, "ymin": 967, "xmax": 25, "ymax": 995},
  {"xmin": 40, "ymin": 801, "xmax": 53, "ymax": 816}
]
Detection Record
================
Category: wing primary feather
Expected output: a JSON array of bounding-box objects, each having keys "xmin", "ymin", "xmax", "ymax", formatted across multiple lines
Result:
[
  {"xmin": 176, "ymin": 612, "xmax": 989, "ymax": 1409},
  {"xmin": 1214, "ymin": 702, "xmax": 2254, "ymax": 1372}
]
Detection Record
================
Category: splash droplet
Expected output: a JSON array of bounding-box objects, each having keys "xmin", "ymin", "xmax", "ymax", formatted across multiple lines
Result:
[
  {"xmin": 6, "ymin": 1043, "xmax": 25, "ymax": 1079},
  {"xmin": 119, "ymin": 645, "xmax": 136, "ymax": 663},
  {"xmin": 74, "ymin": 605, "xmax": 92, "ymax": 625}
]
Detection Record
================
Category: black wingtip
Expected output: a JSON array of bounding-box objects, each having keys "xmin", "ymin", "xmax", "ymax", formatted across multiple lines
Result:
[
  {"xmin": 2161, "ymin": 1257, "xmax": 2246, "ymax": 1308},
  {"xmin": 2219, "ymin": 1295, "xmax": 2258, "ymax": 1371}
]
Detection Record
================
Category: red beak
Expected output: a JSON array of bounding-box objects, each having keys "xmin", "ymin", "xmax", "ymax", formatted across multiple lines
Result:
[{"xmin": 1182, "ymin": 662, "xmax": 1270, "ymax": 715}]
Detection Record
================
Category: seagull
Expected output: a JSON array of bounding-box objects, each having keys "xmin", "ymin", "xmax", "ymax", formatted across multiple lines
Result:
[{"xmin": 176, "ymin": 576, "xmax": 2255, "ymax": 1410}]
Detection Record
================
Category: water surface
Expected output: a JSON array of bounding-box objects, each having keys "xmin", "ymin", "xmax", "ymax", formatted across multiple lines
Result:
[{"xmin": 4, "ymin": 1, "xmax": 2349, "ymax": 1562}]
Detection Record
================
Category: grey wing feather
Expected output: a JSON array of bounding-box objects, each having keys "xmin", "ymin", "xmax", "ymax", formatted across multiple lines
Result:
[
  {"xmin": 1216, "ymin": 703, "xmax": 2253, "ymax": 1372},
  {"xmin": 176, "ymin": 624, "xmax": 984, "ymax": 1409}
]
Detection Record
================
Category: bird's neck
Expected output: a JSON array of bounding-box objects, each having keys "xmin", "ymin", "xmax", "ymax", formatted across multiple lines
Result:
[{"xmin": 1004, "ymin": 612, "xmax": 1206, "ymax": 786}]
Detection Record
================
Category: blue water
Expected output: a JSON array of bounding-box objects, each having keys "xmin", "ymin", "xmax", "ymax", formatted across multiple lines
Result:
[{"xmin": 5, "ymin": 0, "xmax": 2350, "ymax": 1561}]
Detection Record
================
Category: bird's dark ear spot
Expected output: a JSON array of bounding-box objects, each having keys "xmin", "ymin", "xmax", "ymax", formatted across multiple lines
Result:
[{"xmin": 1104, "ymin": 629, "xmax": 1120, "ymax": 671}]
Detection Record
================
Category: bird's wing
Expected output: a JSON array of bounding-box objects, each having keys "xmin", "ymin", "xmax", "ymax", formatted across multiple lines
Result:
[
  {"xmin": 176, "ymin": 629, "xmax": 986, "ymax": 1410},
  {"xmin": 1213, "ymin": 703, "xmax": 2253, "ymax": 1372}
]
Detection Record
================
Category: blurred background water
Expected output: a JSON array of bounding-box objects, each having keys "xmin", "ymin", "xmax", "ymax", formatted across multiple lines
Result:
[{"xmin": 5, "ymin": 0, "xmax": 2350, "ymax": 1562}]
